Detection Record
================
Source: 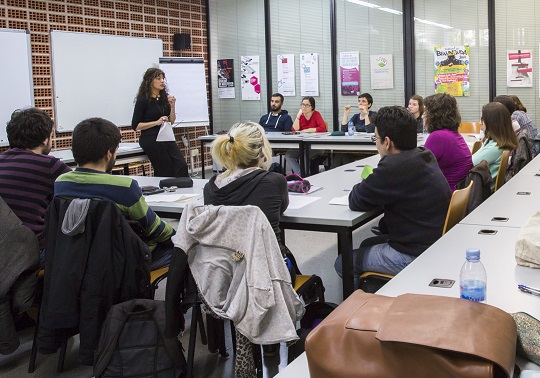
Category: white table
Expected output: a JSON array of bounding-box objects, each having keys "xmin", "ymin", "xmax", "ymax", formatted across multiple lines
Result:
[
  {"xmin": 51, "ymin": 143, "xmax": 148, "ymax": 173},
  {"xmin": 516, "ymin": 153, "xmax": 540, "ymax": 173},
  {"xmin": 460, "ymin": 171, "xmax": 540, "ymax": 229}
]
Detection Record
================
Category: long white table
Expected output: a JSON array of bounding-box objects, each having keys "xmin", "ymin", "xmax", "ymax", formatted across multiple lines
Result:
[{"xmin": 51, "ymin": 143, "xmax": 148, "ymax": 173}]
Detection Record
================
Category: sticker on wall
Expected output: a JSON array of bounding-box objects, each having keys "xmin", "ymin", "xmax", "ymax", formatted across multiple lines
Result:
[
  {"xmin": 434, "ymin": 46, "xmax": 470, "ymax": 97},
  {"xmin": 277, "ymin": 54, "xmax": 295, "ymax": 97},
  {"xmin": 507, "ymin": 50, "xmax": 532, "ymax": 88},
  {"xmin": 217, "ymin": 59, "xmax": 235, "ymax": 99},
  {"xmin": 370, "ymin": 54, "xmax": 393, "ymax": 90},
  {"xmin": 300, "ymin": 53, "xmax": 319, "ymax": 97},
  {"xmin": 240, "ymin": 55, "xmax": 260, "ymax": 101},
  {"xmin": 340, "ymin": 52, "xmax": 360, "ymax": 95}
]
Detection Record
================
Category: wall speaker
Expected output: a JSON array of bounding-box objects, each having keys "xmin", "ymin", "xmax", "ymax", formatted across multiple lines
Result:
[{"xmin": 173, "ymin": 33, "xmax": 191, "ymax": 50}]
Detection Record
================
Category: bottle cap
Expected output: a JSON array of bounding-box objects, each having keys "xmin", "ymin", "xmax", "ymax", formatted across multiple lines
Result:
[{"xmin": 466, "ymin": 248, "xmax": 480, "ymax": 260}]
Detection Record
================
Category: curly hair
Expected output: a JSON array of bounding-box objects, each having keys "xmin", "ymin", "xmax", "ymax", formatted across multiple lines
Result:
[
  {"xmin": 6, "ymin": 107, "xmax": 54, "ymax": 149},
  {"xmin": 423, "ymin": 93, "xmax": 461, "ymax": 133},
  {"xmin": 211, "ymin": 121, "xmax": 272, "ymax": 176},
  {"xmin": 135, "ymin": 67, "xmax": 169, "ymax": 100}
]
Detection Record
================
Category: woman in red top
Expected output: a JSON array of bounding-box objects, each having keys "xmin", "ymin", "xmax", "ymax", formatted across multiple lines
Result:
[
  {"xmin": 292, "ymin": 96, "xmax": 327, "ymax": 133},
  {"xmin": 285, "ymin": 96, "xmax": 327, "ymax": 175}
]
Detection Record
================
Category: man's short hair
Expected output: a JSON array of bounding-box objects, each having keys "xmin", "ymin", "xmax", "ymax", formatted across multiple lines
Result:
[
  {"xmin": 72, "ymin": 118, "xmax": 121, "ymax": 166},
  {"xmin": 373, "ymin": 106, "xmax": 417, "ymax": 151},
  {"xmin": 271, "ymin": 93, "xmax": 284, "ymax": 103},
  {"xmin": 359, "ymin": 93, "xmax": 373, "ymax": 106},
  {"xmin": 6, "ymin": 107, "xmax": 54, "ymax": 149}
]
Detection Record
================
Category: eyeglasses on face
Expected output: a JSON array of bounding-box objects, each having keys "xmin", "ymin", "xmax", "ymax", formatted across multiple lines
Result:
[{"xmin": 301, "ymin": 103, "xmax": 311, "ymax": 107}]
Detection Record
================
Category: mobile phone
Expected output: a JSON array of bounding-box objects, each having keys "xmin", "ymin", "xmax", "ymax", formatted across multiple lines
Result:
[
  {"xmin": 344, "ymin": 169, "xmax": 355, "ymax": 172},
  {"xmin": 428, "ymin": 279, "xmax": 455, "ymax": 288}
]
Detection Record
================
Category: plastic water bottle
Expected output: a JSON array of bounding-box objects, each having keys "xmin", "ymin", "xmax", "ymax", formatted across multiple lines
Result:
[
  {"xmin": 460, "ymin": 248, "xmax": 487, "ymax": 303},
  {"xmin": 347, "ymin": 120, "xmax": 355, "ymax": 136}
]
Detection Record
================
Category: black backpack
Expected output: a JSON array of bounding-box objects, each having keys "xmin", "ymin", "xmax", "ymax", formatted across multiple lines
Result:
[
  {"xmin": 287, "ymin": 301, "xmax": 338, "ymax": 363},
  {"xmin": 93, "ymin": 299, "xmax": 186, "ymax": 378}
]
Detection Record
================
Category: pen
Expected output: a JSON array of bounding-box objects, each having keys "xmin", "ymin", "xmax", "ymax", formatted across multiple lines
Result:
[
  {"xmin": 343, "ymin": 189, "xmax": 351, "ymax": 192},
  {"xmin": 518, "ymin": 284, "xmax": 540, "ymax": 296}
]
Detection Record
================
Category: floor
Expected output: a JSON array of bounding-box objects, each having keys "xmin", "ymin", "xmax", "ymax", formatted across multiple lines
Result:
[{"xmin": 0, "ymin": 169, "xmax": 380, "ymax": 377}]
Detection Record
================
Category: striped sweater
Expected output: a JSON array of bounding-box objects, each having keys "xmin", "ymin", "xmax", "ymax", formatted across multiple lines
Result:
[
  {"xmin": 0, "ymin": 148, "xmax": 71, "ymax": 239},
  {"xmin": 54, "ymin": 168, "xmax": 174, "ymax": 251}
]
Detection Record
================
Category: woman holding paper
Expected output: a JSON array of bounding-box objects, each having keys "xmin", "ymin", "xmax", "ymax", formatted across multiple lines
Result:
[{"xmin": 131, "ymin": 67, "xmax": 188, "ymax": 177}]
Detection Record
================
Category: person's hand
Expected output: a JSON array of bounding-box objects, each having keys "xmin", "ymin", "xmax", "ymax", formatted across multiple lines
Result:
[
  {"xmin": 359, "ymin": 106, "xmax": 369, "ymax": 116},
  {"xmin": 156, "ymin": 116, "xmax": 168, "ymax": 126},
  {"xmin": 168, "ymin": 95, "xmax": 176, "ymax": 107},
  {"xmin": 297, "ymin": 109, "xmax": 303, "ymax": 118},
  {"xmin": 344, "ymin": 105, "xmax": 352, "ymax": 112}
]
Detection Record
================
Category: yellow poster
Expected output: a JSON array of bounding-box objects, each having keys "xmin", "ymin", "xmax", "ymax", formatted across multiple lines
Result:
[{"xmin": 434, "ymin": 46, "xmax": 470, "ymax": 97}]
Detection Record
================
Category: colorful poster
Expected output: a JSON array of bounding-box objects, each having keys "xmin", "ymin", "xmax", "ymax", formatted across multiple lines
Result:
[
  {"xmin": 240, "ymin": 55, "xmax": 260, "ymax": 101},
  {"xmin": 300, "ymin": 53, "xmax": 319, "ymax": 96},
  {"xmin": 370, "ymin": 54, "xmax": 394, "ymax": 90},
  {"xmin": 434, "ymin": 46, "xmax": 470, "ymax": 97},
  {"xmin": 277, "ymin": 54, "xmax": 295, "ymax": 97},
  {"xmin": 217, "ymin": 59, "xmax": 235, "ymax": 99},
  {"xmin": 340, "ymin": 52, "xmax": 360, "ymax": 95},
  {"xmin": 507, "ymin": 50, "xmax": 532, "ymax": 88}
]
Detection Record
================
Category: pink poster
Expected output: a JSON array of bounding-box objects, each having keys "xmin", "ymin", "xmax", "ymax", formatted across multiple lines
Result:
[{"xmin": 340, "ymin": 52, "xmax": 360, "ymax": 96}]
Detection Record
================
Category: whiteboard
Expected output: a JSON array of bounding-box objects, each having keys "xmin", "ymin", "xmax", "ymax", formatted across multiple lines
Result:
[
  {"xmin": 159, "ymin": 58, "xmax": 209, "ymax": 126},
  {"xmin": 51, "ymin": 31, "xmax": 163, "ymax": 132},
  {"xmin": 0, "ymin": 29, "xmax": 34, "ymax": 147}
]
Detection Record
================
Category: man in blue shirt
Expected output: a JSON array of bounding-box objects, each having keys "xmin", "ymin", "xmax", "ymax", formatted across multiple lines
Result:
[{"xmin": 259, "ymin": 93, "xmax": 293, "ymax": 132}]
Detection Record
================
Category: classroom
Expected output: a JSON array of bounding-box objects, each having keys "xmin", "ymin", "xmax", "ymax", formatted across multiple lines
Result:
[{"xmin": 1, "ymin": 0, "xmax": 540, "ymax": 377}]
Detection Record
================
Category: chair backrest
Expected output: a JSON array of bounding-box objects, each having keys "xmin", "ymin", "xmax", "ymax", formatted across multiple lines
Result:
[
  {"xmin": 324, "ymin": 121, "xmax": 328, "ymax": 131},
  {"xmin": 442, "ymin": 180, "xmax": 473, "ymax": 235},
  {"xmin": 459, "ymin": 122, "xmax": 482, "ymax": 134},
  {"xmin": 471, "ymin": 140, "xmax": 482, "ymax": 154},
  {"xmin": 494, "ymin": 150, "xmax": 511, "ymax": 192}
]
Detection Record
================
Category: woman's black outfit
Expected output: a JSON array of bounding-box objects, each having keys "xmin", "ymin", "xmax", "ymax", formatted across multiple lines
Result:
[{"xmin": 131, "ymin": 95, "xmax": 188, "ymax": 177}]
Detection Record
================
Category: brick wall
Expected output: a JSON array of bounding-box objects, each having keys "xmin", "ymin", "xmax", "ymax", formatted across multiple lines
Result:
[{"xmin": 0, "ymin": 0, "xmax": 209, "ymax": 174}]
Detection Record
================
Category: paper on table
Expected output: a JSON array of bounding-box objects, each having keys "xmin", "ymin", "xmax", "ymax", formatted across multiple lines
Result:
[
  {"xmin": 156, "ymin": 122, "xmax": 176, "ymax": 142},
  {"xmin": 288, "ymin": 185, "xmax": 322, "ymax": 195},
  {"xmin": 145, "ymin": 193, "xmax": 199, "ymax": 203},
  {"xmin": 287, "ymin": 196, "xmax": 321, "ymax": 210},
  {"xmin": 329, "ymin": 194, "xmax": 349, "ymax": 206}
]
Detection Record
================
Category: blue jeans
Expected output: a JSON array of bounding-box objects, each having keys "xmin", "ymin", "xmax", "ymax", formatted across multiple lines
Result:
[{"xmin": 334, "ymin": 242, "xmax": 415, "ymax": 289}]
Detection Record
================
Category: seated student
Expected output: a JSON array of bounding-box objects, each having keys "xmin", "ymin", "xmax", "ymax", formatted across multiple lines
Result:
[
  {"xmin": 334, "ymin": 106, "xmax": 451, "ymax": 287},
  {"xmin": 509, "ymin": 94, "xmax": 538, "ymax": 139},
  {"xmin": 258, "ymin": 93, "xmax": 293, "ymax": 132},
  {"xmin": 285, "ymin": 96, "xmax": 327, "ymax": 174},
  {"xmin": 0, "ymin": 108, "xmax": 71, "ymax": 265},
  {"xmin": 473, "ymin": 102, "xmax": 518, "ymax": 190},
  {"xmin": 423, "ymin": 93, "xmax": 473, "ymax": 192},
  {"xmin": 408, "ymin": 94, "xmax": 425, "ymax": 133},
  {"xmin": 340, "ymin": 93, "xmax": 376, "ymax": 133},
  {"xmin": 54, "ymin": 118, "xmax": 174, "ymax": 270}
]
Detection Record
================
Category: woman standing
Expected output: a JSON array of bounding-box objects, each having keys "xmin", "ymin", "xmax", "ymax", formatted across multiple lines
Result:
[
  {"xmin": 286, "ymin": 96, "xmax": 326, "ymax": 174},
  {"xmin": 423, "ymin": 93, "xmax": 472, "ymax": 192},
  {"xmin": 408, "ymin": 95, "xmax": 425, "ymax": 133},
  {"xmin": 473, "ymin": 102, "xmax": 518, "ymax": 189},
  {"xmin": 131, "ymin": 67, "xmax": 188, "ymax": 177}
]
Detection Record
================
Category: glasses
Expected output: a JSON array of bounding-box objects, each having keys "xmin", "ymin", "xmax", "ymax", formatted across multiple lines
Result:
[
  {"xmin": 370, "ymin": 135, "xmax": 382, "ymax": 143},
  {"xmin": 301, "ymin": 103, "xmax": 311, "ymax": 107}
]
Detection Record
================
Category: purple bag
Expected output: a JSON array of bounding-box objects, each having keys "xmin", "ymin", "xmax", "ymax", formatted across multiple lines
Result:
[{"xmin": 285, "ymin": 174, "xmax": 311, "ymax": 193}]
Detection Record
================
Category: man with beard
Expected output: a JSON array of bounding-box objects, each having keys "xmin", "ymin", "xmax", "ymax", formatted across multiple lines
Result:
[
  {"xmin": 0, "ymin": 108, "xmax": 71, "ymax": 254},
  {"xmin": 259, "ymin": 93, "xmax": 293, "ymax": 132},
  {"xmin": 54, "ymin": 118, "xmax": 174, "ymax": 269}
]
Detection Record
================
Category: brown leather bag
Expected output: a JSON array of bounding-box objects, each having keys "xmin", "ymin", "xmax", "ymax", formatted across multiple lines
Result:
[{"xmin": 305, "ymin": 291, "xmax": 517, "ymax": 378}]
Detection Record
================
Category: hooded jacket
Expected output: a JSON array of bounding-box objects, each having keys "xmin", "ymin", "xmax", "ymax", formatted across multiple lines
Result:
[
  {"xmin": 259, "ymin": 110, "xmax": 293, "ymax": 132},
  {"xmin": 172, "ymin": 203, "xmax": 304, "ymax": 344}
]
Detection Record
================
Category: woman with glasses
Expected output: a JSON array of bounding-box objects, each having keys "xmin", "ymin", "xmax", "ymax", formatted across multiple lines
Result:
[{"xmin": 285, "ymin": 96, "xmax": 327, "ymax": 174}]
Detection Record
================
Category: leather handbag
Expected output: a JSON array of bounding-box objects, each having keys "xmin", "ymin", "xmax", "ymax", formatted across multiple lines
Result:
[{"xmin": 305, "ymin": 291, "xmax": 517, "ymax": 378}]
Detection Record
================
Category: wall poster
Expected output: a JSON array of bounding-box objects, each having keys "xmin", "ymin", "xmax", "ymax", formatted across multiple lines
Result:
[
  {"xmin": 277, "ymin": 54, "xmax": 296, "ymax": 97},
  {"xmin": 300, "ymin": 53, "xmax": 319, "ymax": 96},
  {"xmin": 370, "ymin": 54, "xmax": 394, "ymax": 90},
  {"xmin": 240, "ymin": 55, "xmax": 260, "ymax": 101},
  {"xmin": 507, "ymin": 50, "xmax": 532, "ymax": 88},
  {"xmin": 217, "ymin": 58, "xmax": 235, "ymax": 99},
  {"xmin": 434, "ymin": 46, "xmax": 470, "ymax": 97},
  {"xmin": 340, "ymin": 51, "xmax": 360, "ymax": 95}
]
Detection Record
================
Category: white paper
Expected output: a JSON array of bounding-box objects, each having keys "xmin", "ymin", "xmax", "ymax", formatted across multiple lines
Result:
[
  {"xmin": 329, "ymin": 194, "xmax": 349, "ymax": 206},
  {"xmin": 288, "ymin": 185, "xmax": 322, "ymax": 195},
  {"xmin": 300, "ymin": 53, "xmax": 319, "ymax": 96},
  {"xmin": 156, "ymin": 122, "xmax": 176, "ymax": 142},
  {"xmin": 240, "ymin": 55, "xmax": 260, "ymax": 101},
  {"xmin": 145, "ymin": 193, "xmax": 199, "ymax": 203},
  {"xmin": 277, "ymin": 54, "xmax": 296, "ymax": 97},
  {"xmin": 287, "ymin": 196, "xmax": 321, "ymax": 210},
  {"xmin": 370, "ymin": 54, "xmax": 394, "ymax": 90}
]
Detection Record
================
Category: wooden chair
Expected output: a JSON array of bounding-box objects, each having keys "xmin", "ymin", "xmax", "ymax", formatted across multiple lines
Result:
[
  {"xmin": 442, "ymin": 180, "xmax": 473, "ymax": 235},
  {"xmin": 459, "ymin": 122, "xmax": 482, "ymax": 134},
  {"xmin": 494, "ymin": 150, "xmax": 511, "ymax": 192},
  {"xmin": 471, "ymin": 140, "xmax": 482, "ymax": 154}
]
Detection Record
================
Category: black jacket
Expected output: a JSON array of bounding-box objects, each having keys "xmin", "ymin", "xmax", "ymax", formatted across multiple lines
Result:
[
  {"xmin": 456, "ymin": 159, "xmax": 493, "ymax": 215},
  {"xmin": 39, "ymin": 198, "xmax": 152, "ymax": 365}
]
